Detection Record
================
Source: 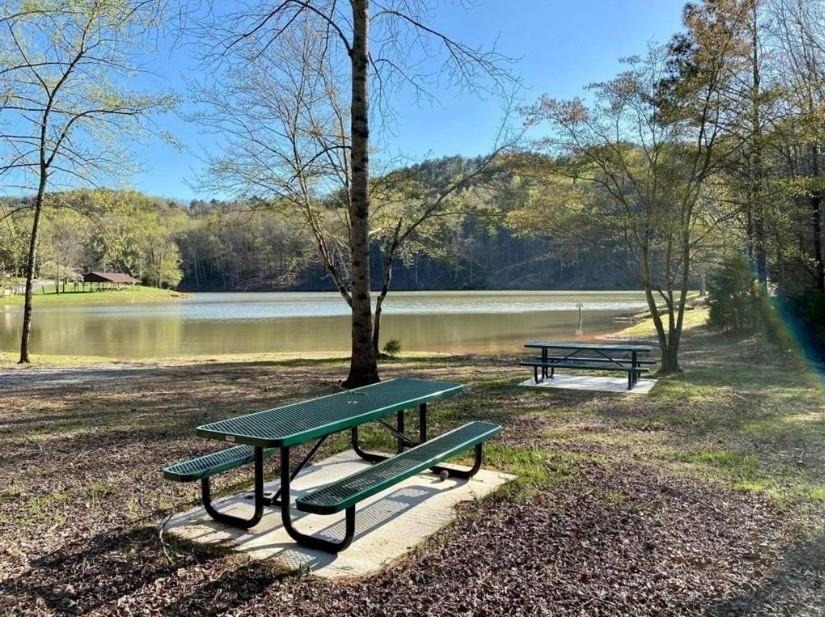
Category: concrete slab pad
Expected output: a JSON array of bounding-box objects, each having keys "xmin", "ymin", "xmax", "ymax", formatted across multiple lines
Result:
[
  {"xmin": 518, "ymin": 373, "xmax": 657, "ymax": 394},
  {"xmin": 164, "ymin": 451, "xmax": 514, "ymax": 579}
]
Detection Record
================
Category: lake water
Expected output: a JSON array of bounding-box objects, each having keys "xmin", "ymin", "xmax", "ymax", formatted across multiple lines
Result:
[{"xmin": 0, "ymin": 291, "xmax": 649, "ymax": 358}]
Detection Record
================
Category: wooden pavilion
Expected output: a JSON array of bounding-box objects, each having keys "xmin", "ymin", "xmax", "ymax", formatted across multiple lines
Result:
[{"xmin": 82, "ymin": 271, "xmax": 141, "ymax": 290}]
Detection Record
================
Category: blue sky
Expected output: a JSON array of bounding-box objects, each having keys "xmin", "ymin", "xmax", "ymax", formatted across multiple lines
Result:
[{"xmin": 134, "ymin": 0, "xmax": 687, "ymax": 201}]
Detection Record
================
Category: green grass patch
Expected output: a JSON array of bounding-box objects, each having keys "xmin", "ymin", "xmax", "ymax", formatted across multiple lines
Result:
[
  {"xmin": 613, "ymin": 305, "xmax": 708, "ymax": 339},
  {"xmin": 86, "ymin": 481, "xmax": 119, "ymax": 504},
  {"xmin": 598, "ymin": 489, "xmax": 628, "ymax": 506},
  {"xmin": 673, "ymin": 448, "xmax": 758, "ymax": 470},
  {"xmin": 663, "ymin": 447, "xmax": 781, "ymax": 496},
  {"xmin": 19, "ymin": 490, "xmax": 73, "ymax": 526},
  {"xmin": 485, "ymin": 443, "xmax": 579, "ymax": 495},
  {"xmin": 804, "ymin": 486, "xmax": 825, "ymax": 502},
  {"xmin": 0, "ymin": 285, "xmax": 185, "ymax": 307}
]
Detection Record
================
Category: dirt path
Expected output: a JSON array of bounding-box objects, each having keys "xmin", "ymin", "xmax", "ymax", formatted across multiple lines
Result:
[{"xmin": 0, "ymin": 364, "xmax": 161, "ymax": 391}]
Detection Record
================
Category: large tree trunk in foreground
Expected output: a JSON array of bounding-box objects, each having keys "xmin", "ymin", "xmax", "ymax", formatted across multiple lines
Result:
[
  {"xmin": 343, "ymin": 0, "xmax": 379, "ymax": 388},
  {"xmin": 19, "ymin": 174, "xmax": 47, "ymax": 364}
]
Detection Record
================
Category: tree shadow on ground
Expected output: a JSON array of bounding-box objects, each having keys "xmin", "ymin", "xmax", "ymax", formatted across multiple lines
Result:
[
  {"xmin": 0, "ymin": 525, "xmax": 225, "ymax": 615},
  {"xmin": 705, "ymin": 528, "xmax": 825, "ymax": 616},
  {"xmin": 158, "ymin": 560, "xmax": 287, "ymax": 616}
]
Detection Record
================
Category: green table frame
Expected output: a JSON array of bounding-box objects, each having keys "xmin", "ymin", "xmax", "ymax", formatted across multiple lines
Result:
[{"xmin": 195, "ymin": 378, "xmax": 463, "ymax": 552}]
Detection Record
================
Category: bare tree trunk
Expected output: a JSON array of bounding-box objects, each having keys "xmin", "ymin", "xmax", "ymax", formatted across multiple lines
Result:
[
  {"xmin": 372, "ymin": 289, "xmax": 387, "ymax": 358},
  {"xmin": 666, "ymin": 237, "xmax": 693, "ymax": 375},
  {"xmin": 343, "ymin": 0, "xmax": 379, "ymax": 388},
  {"xmin": 662, "ymin": 342, "xmax": 680, "ymax": 373},
  {"xmin": 811, "ymin": 144, "xmax": 824, "ymax": 292},
  {"xmin": 812, "ymin": 190, "xmax": 824, "ymax": 292},
  {"xmin": 750, "ymin": 9, "xmax": 768, "ymax": 285},
  {"xmin": 643, "ymin": 285, "xmax": 673, "ymax": 372},
  {"xmin": 754, "ymin": 205, "xmax": 767, "ymax": 283},
  {"xmin": 372, "ymin": 251, "xmax": 394, "ymax": 357},
  {"xmin": 773, "ymin": 227, "xmax": 785, "ymax": 289},
  {"xmin": 643, "ymin": 287, "xmax": 682, "ymax": 374},
  {"xmin": 641, "ymin": 242, "xmax": 680, "ymax": 374},
  {"xmin": 19, "ymin": 173, "xmax": 47, "ymax": 364}
]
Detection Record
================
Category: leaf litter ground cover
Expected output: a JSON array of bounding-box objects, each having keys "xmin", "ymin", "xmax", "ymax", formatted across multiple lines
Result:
[{"xmin": 0, "ymin": 330, "xmax": 823, "ymax": 615}]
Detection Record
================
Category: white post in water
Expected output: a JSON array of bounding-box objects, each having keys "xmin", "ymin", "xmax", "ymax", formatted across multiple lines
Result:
[{"xmin": 575, "ymin": 302, "xmax": 584, "ymax": 336}]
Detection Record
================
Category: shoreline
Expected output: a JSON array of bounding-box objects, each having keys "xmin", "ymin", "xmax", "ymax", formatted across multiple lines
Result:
[
  {"xmin": 0, "ymin": 285, "xmax": 186, "ymax": 307},
  {"xmin": 0, "ymin": 294, "xmax": 706, "ymax": 368},
  {"xmin": 0, "ymin": 349, "xmax": 456, "ymax": 370}
]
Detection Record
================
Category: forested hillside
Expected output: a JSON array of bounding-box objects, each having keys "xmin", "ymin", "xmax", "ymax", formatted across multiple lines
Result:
[{"xmin": 0, "ymin": 157, "xmax": 640, "ymax": 293}]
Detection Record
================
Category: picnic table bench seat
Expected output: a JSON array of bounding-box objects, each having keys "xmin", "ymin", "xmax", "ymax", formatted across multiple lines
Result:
[
  {"xmin": 162, "ymin": 378, "xmax": 502, "ymax": 552},
  {"xmin": 520, "ymin": 359, "xmax": 649, "ymax": 389},
  {"xmin": 519, "ymin": 360, "xmax": 651, "ymax": 372},
  {"xmin": 163, "ymin": 445, "xmax": 276, "ymax": 482},
  {"xmin": 297, "ymin": 421, "xmax": 501, "ymax": 515}
]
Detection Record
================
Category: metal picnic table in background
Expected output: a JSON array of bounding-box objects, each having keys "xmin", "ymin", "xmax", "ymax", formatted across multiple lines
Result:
[
  {"xmin": 521, "ymin": 341, "xmax": 656, "ymax": 390},
  {"xmin": 163, "ymin": 378, "xmax": 501, "ymax": 553}
]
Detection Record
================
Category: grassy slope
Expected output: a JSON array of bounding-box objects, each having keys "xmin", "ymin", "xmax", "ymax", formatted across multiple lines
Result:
[
  {"xmin": 0, "ymin": 285, "xmax": 184, "ymax": 307},
  {"xmin": 610, "ymin": 305, "xmax": 710, "ymax": 339}
]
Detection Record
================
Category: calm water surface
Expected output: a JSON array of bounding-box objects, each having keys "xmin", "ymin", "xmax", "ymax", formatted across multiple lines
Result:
[{"xmin": 0, "ymin": 291, "xmax": 648, "ymax": 358}]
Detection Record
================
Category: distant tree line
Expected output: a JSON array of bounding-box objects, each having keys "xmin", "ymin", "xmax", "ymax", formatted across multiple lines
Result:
[
  {"xmin": 0, "ymin": 159, "xmax": 644, "ymax": 296},
  {"xmin": 0, "ymin": 190, "xmax": 184, "ymax": 290}
]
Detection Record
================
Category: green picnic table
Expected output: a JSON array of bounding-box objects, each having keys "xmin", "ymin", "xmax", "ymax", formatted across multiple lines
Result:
[
  {"xmin": 521, "ymin": 342, "xmax": 656, "ymax": 390},
  {"xmin": 163, "ymin": 378, "xmax": 501, "ymax": 552}
]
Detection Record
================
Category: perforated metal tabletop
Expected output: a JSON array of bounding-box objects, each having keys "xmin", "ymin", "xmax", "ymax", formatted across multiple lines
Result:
[
  {"xmin": 196, "ymin": 378, "xmax": 463, "ymax": 447},
  {"xmin": 524, "ymin": 341, "xmax": 654, "ymax": 353}
]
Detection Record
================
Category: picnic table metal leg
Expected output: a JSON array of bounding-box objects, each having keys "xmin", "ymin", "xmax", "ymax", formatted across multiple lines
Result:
[
  {"xmin": 261, "ymin": 436, "xmax": 327, "ymax": 506},
  {"xmin": 429, "ymin": 444, "xmax": 483, "ymax": 480},
  {"xmin": 397, "ymin": 409, "xmax": 405, "ymax": 453},
  {"xmin": 201, "ymin": 446, "xmax": 264, "ymax": 529},
  {"xmin": 279, "ymin": 447, "xmax": 356, "ymax": 553},
  {"xmin": 351, "ymin": 426, "xmax": 386, "ymax": 463},
  {"xmin": 353, "ymin": 407, "xmax": 423, "ymax": 461},
  {"xmin": 542, "ymin": 347, "xmax": 548, "ymax": 381}
]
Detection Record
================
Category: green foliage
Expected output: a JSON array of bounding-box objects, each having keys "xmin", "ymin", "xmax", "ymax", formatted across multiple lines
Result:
[
  {"xmin": 0, "ymin": 159, "xmax": 670, "ymax": 295},
  {"xmin": 706, "ymin": 253, "xmax": 759, "ymax": 331},
  {"xmin": 179, "ymin": 199, "xmax": 316, "ymax": 290},
  {"xmin": 0, "ymin": 1, "xmax": 175, "ymax": 192},
  {"xmin": 0, "ymin": 190, "xmax": 184, "ymax": 290},
  {"xmin": 382, "ymin": 339, "xmax": 402, "ymax": 356}
]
